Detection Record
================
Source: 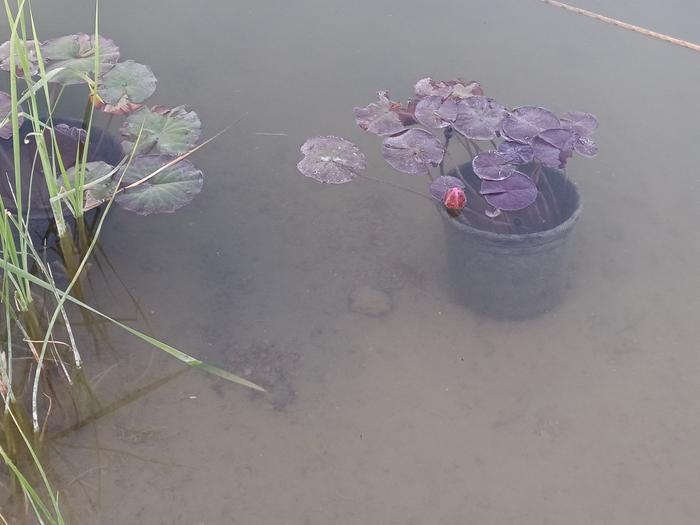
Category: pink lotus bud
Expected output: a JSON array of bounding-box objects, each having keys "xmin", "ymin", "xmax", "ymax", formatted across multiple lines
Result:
[{"xmin": 443, "ymin": 186, "xmax": 467, "ymax": 216}]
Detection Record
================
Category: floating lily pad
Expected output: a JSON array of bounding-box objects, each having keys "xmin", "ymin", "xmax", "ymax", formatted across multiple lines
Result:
[
  {"xmin": 0, "ymin": 91, "xmax": 23, "ymax": 139},
  {"xmin": 480, "ymin": 171, "xmax": 538, "ymax": 211},
  {"xmin": 414, "ymin": 77, "xmax": 454, "ymax": 99},
  {"xmin": 381, "ymin": 128, "xmax": 444, "ymax": 175},
  {"xmin": 561, "ymin": 111, "xmax": 598, "ymax": 136},
  {"xmin": 0, "ymin": 40, "xmax": 39, "ymax": 77},
  {"xmin": 429, "ymin": 175, "xmax": 465, "ymax": 201},
  {"xmin": 501, "ymin": 106, "xmax": 560, "ymax": 144},
  {"xmin": 414, "ymin": 95, "xmax": 452, "ymax": 129},
  {"xmin": 561, "ymin": 111, "xmax": 598, "ymax": 157},
  {"xmin": 115, "ymin": 155, "xmax": 203, "ymax": 215},
  {"xmin": 97, "ymin": 60, "xmax": 157, "ymax": 115},
  {"xmin": 414, "ymin": 78, "xmax": 483, "ymax": 100},
  {"xmin": 63, "ymin": 161, "xmax": 118, "ymax": 208},
  {"xmin": 497, "ymin": 141, "xmax": 534, "ymax": 164},
  {"xmin": 353, "ymin": 91, "xmax": 405, "ymax": 136},
  {"xmin": 121, "ymin": 105, "xmax": 201, "ymax": 156},
  {"xmin": 572, "ymin": 136, "xmax": 598, "ymax": 157},
  {"xmin": 532, "ymin": 128, "xmax": 575, "ymax": 169},
  {"xmin": 42, "ymin": 33, "xmax": 119, "ymax": 85},
  {"xmin": 297, "ymin": 136, "xmax": 366, "ymax": 184},
  {"xmin": 450, "ymin": 96, "xmax": 506, "ymax": 141},
  {"xmin": 449, "ymin": 80, "xmax": 483, "ymax": 99},
  {"xmin": 472, "ymin": 151, "xmax": 517, "ymax": 181}
]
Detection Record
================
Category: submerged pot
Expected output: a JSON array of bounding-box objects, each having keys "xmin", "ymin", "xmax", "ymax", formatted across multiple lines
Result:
[
  {"xmin": 441, "ymin": 165, "xmax": 581, "ymax": 319},
  {"xmin": 0, "ymin": 119, "xmax": 121, "ymax": 247}
]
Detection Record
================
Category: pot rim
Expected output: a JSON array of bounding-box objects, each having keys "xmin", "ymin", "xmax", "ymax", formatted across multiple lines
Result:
[{"xmin": 440, "ymin": 168, "xmax": 582, "ymax": 245}]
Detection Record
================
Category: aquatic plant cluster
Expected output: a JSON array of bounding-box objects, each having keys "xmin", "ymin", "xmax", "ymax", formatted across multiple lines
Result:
[
  {"xmin": 0, "ymin": 33, "xmax": 205, "ymax": 218},
  {"xmin": 298, "ymin": 78, "xmax": 598, "ymax": 227},
  {"xmin": 0, "ymin": 19, "xmax": 259, "ymax": 522}
]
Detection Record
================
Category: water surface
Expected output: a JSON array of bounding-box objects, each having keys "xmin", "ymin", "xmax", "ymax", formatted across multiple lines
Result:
[{"xmin": 15, "ymin": 1, "xmax": 700, "ymax": 523}]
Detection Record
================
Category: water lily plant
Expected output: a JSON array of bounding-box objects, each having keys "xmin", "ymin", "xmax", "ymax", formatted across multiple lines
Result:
[
  {"xmin": 0, "ymin": 32, "xmax": 206, "ymax": 224},
  {"xmin": 298, "ymin": 77, "xmax": 598, "ymax": 234}
]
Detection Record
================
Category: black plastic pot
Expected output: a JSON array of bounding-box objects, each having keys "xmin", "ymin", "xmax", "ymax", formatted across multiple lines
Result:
[
  {"xmin": 0, "ymin": 118, "xmax": 121, "ymax": 247},
  {"xmin": 441, "ymin": 165, "xmax": 581, "ymax": 319}
]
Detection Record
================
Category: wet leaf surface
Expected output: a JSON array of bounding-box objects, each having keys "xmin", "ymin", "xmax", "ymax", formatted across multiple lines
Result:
[
  {"xmin": 42, "ymin": 33, "xmax": 119, "ymax": 85},
  {"xmin": 450, "ymin": 96, "xmax": 506, "ymax": 140},
  {"xmin": 353, "ymin": 91, "xmax": 405, "ymax": 136},
  {"xmin": 115, "ymin": 155, "xmax": 203, "ymax": 215},
  {"xmin": 98, "ymin": 60, "xmax": 157, "ymax": 114},
  {"xmin": 121, "ymin": 105, "xmax": 201, "ymax": 156},
  {"xmin": 472, "ymin": 151, "xmax": 517, "ymax": 180},
  {"xmin": 532, "ymin": 128, "xmax": 575, "ymax": 169},
  {"xmin": 480, "ymin": 170, "xmax": 538, "ymax": 211},
  {"xmin": 297, "ymin": 135, "xmax": 366, "ymax": 184},
  {"xmin": 381, "ymin": 128, "xmax": 444, "ymax": 175}
]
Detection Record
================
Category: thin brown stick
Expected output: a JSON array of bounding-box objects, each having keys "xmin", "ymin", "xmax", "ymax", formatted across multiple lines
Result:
[{"xmin": 540, "ymin": 0, "xmax": 700, "ymax": 52}]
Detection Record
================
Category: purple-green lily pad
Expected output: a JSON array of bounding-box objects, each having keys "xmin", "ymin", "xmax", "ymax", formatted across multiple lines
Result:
[
  {"xmin": 381, "ymin": 128, "xmax": 444, "ymax": 175},
  {"xmin": 450, "ymin": 96, "xmax": 506, "ymax": 141},
  {"xmin": 115, "ymin": 155, "xmax": 203, "ymax": 215},
  {"xmin": 121, "ymin": 105, "xmax": 201, "ymax": 156},
  {"xmin": 502, "ymin": 106, "xmax": 560, "ymax": 144},
  {"xmin": 414, "ymin": 95, "xmax": 452, "ymax": 129},
  {"xmin": 97, "ymin": 60, "xmax": 157, "ymax": 115},
  {"xmin": 497, "ymin": 141, "xmax": 534, "ymax": 164},
  {"xmin": 479, "ymin": 170, "xmax": 538, "ymax": 211},
  {"xmin": 414, "ymin": 78, "xmax": 483, "ymax": 100},
  {"xmin": 297, "ymin": 136, "xmax": 366, "ymax": 184},
  {"xmin": 532, "ymin": 128, "xmax": 575, "ymax": 169},
  {"xmin": 353, "ymin": 91, "xmax": 405, "ymax": 136},
  {"xmin": 42, "ymin": 33, "xmax": 120, "ymax": 85},
  {"xmin": 561, "ymin": 111, "xmax": 599, "ymax": 157},
  {"xmin": 63, "ymin": 161, "xmax": 118, "ymax": 208},
  {"xmin": 472, "ymin": 151, "xmax": 517, "ymax": 181},
  {"xmin": 0, "ymin": 40, "xmax": 39, "ymax": 77}
]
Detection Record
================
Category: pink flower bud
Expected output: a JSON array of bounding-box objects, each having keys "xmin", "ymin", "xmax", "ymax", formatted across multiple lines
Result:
[{"xmin": 443, "ymin": 186, "xmax": 467, "ymax": 216}]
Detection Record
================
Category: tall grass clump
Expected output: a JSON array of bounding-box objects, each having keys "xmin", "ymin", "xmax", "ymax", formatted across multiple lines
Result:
[{"xmin": 0, "ymin": 0, "xmax": 261, "ymax": 518}]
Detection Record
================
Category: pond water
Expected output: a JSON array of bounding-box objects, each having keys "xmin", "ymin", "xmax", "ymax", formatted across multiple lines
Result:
[{"xmin": 7, "ymin": 0, "xmax": 700, "ymax": 523}]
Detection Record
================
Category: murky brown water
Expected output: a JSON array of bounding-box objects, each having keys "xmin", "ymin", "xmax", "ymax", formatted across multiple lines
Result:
[{"xmin": 5, "ymin": 0, "xmax": 700, "ymax": 523}]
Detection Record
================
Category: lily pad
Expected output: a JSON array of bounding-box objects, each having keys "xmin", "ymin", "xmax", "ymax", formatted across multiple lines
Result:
[
  {"xmin": 0, "ymin": 91, "xmax": 24, "ymax": 140},
  {"xmin": 480, "ymin": 170, "xmax": 538, "ymax": 211},
  {"xmin": 63, "ymin": 161, "xmax": 118, "ymax": 208},
  {"xmin": 429, "ymin": 175, "xmax": 465, "ymax": 201},
  {"xmin": 450, "ymin": 96, "xmax": 506, "ymax": 141},
  {"xmin": 414, "ymin": 77, "xmax": 454, "ymax": 99},
  {"xmin": 497, "ymin": 141, "xmax": 534, "ymax": 164},
  {"xmin": 97, "ymin": 60, "xmax": 157, "ymax": 115},
  {"xmin": 561, "ymin": 111, "xmax": 598, "ymax": 136},
  {"xmin": 115, "ymin": 155, "xmax": 203, "ymax": 215},
  {"xmin": 297, "ymin": 136, "xmax": 366, "ymax": 184},
  {"xmin": 414, "ymin": 95, "xmax": 452, "ymax": 129},
  {"xmin": 121, "ymin": 105, "xmax": 201, "ymax": 156},
  {"xmin": 449, "ymin": 80, "xmax": 483, "ymax": 99},
  {"xmin": 42, "ymin": 33, "xmax": 120, "ymax": 85},
  {"xmin": 381, "ymin": 128, "xmax": 444, "ymax": 176},
  {"xmin": 532, "ymin": 128, "xmax": 575, "ymax": 169},
  {"xmin": 353, "ymin": 91, "xmax": 405, "ymax": 136},
  {"xmin": 561, "ymin": 111, "xmax": 598, "ymax": 157},
  {"xmin": 472, "ymin": 151, "xmax": 517, "ymax": 181},
  {"xmin": 414, "ymin": 78, "xmax": 483, "ymax": 100},
  {"xmin": 502, "ymin": 106, "xmax": 560, "ymax": 144},
  {"xmin": 0, "ymin": 40, "xmax": 39, "ymax": 77}
]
